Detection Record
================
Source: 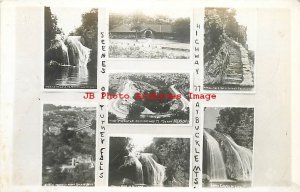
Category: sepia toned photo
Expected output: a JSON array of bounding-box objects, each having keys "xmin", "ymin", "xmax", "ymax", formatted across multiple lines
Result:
[
  {"xmin": 108, "ymin": 72, "xmax": 191, "ymax": 124},
  {"xmin": 204, "ymin": 8, "xmax": 256, "ymax": 91},
  {"xmin": 202, "ymin": 107, "xmax": 254, "ymax": 187},
  {"xmin": 108, "ymin": 136, "xmax": 190, "ymax": 187},
  {"xmin": 44, "ymin": 7, "xmax": 98, "ymax": 89},
  {"xmin": 109, "ymin": 8, "xmax": 190, "ymax": 59},
  {"xmin": 42, "ymin": 104, "xmax": 96, "ymax": 186}
]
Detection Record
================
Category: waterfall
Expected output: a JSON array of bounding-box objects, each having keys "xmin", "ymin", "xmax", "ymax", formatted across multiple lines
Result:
[
  {"xmin": 65, "ymin": 36, "xmax": 91, "ymax": 67},
  {"xmin": 203, "ymin": 130, "xmax": 227, "ymax": 180},
  {"xmin": 203, "ymin": 129, "xmax": 253, "ymax": 182},
  {"xmin": 139, "ymin": 153, "xmax": 166, "ymax": 185},
  {"xmin": 224, "ymin": 135, "xmax": 252, "ymax": 180}
]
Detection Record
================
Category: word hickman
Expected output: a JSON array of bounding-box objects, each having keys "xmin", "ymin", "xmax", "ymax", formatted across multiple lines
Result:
[{"xmin": 91, "ymin": 92, "xmax": 217, "ymax": 101}]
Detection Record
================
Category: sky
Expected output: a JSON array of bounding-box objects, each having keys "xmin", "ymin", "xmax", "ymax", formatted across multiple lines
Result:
[
  {"xmin": 50, "ymin": 7, "xmax": 93, "ymax": 36},
  {"xmin": 130, "ymin": 135, "xmax": 154, "ymax": 152},
  {"xmin": 235, "ymin": 9, "xmax": 257, "ymax": 51},
  {"xmin": 110, "ymin": 8, "xmax": 191, "ymax": 19},
  {"xmin": 204, "ymin": 107, "xmax": 221, "ymax": 129}
]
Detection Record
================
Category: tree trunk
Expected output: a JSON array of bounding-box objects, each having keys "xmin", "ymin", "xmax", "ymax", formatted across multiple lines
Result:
[{"xmin": 135, "ymin": 30, "xmax": 138, "ymax": 42}]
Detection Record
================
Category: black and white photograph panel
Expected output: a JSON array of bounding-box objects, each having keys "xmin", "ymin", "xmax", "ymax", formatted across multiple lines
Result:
[
  {"xmin": 204, "ymin": 8, "xmax": 256, "ymax": 91},
  {"xmin": 44, "ymin": 7, "xmax": 98, "ymax": 89},
  {"xmin": 202, "ymin": 107, "xmax": 254, "ymax": 187},
  {"xmin": 108, "ymin": 72, "xmax": 191, "ymax": 124},
  {"xmin": 109, "ymin": 8, "xmax": 190, "ymax": 59},
  {"xmin": 108, "ymin": 136, "xmax": 190, "ymax": 187},
  {"xmin": 42, "ymin": 103, "xmax": 96, "ymax": 186}
]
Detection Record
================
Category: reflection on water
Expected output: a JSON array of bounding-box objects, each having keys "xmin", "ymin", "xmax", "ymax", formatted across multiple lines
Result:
[{"xmin": 45, "ymin": 65, "xmax": 96, "ymax": 89}]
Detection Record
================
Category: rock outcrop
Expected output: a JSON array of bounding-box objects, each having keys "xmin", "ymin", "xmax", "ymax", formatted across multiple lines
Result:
[{"xmin": 45, "ymin": 35, "xmax": 70, "ymax": 66}]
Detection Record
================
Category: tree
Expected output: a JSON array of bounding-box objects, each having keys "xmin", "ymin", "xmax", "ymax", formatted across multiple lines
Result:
[
  {"xmin": 108, "ymin": 112, "xmax": 118, "ymax": 120},
  {"xmin": 44, "ymin": 7, "xmax": 62, "ymax": 51},
  {"xmin": 127, "ymin": 100, "xmax": 145, "ymax": 119},
  {"xmin": 216, "ymin": 108, "xmax": 254, "ymax": 149},
  {"xmin": 109, "ymin": 137, "xmax": 134, "ymax": 185},
  {"xmin": 144, "ymin": 138, "xmax": 190, "ymax": 186},
  {"xmin": 109, "ymin": 14, "xmax": 124, "ymax": 30},
  {"xmin": 73, "ymin": 164, "xmax": 94, "ymax": 184},
  {"xmin": 72, "ymin": 9, "xmax": 98, "ymax": 69},
  {"xmin": 130, "ymin": 11, "xmax": 144, "ymax": 42},
  {"xmin": 204, "ymin": 8, "xmax": 248, "ymax": 60},
  {"xmin": 48, "ymin": 165, "xmax": 64, "ymax": 185},
  {"xmin": 90, "ymin": 119, "xmax": 96, "ymax": 130},
  {"xmin": 173, "ymin": 18, "xmax": 190, "ymax": 43}
]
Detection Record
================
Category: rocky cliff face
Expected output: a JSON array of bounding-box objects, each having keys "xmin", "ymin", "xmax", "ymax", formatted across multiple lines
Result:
[{"xmin": 45, "ymin": 35, "xmax": 70, "ymax": 66}]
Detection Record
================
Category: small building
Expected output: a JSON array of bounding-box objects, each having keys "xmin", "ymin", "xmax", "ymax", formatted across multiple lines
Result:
[
  {"xmin": 110, "ymin": 24, "xmax": 174, "ymax": 39},
  {"xmin": 61, "ymin": 155, "xmax": 94, "ymax": 172}
]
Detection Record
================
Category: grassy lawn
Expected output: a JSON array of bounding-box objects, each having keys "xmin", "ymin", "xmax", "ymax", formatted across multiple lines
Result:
[{"xmin": 109, "ymin": 39, "xmax": 190, "ymax": 59}]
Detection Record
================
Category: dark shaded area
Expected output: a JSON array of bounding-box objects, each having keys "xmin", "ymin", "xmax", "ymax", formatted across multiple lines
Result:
[
  {"xmin": 204, "ymin": 8, "xmax": 247, "ymax": 63},
  {"xmin": 215, "ymin": 107, "xmax": 254, "ymax": 149},
  {"xmin": 108, "ymin": 137, "xmax": 133, "ymax": 186}
]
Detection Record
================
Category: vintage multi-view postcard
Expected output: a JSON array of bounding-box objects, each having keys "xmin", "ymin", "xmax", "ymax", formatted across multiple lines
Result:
[{"xmin": 0, "ymin": 1, "xmax": 298, "ymax": 192}]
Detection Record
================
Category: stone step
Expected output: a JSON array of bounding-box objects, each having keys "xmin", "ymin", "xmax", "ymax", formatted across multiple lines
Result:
[
  {"xmin": 226, "ymin": 74, "xmax": 243, "ymax": 78},
  {"xmin": 227, "ymin": 66, "xmax": 242, "ymax": 70},
  {"xmin": 223, "ymin": 81, "xmax": 242, "ymax": 85},
  {"xmin": 223, "ymin": 77, "xmax": 243, "ymax": 82}
]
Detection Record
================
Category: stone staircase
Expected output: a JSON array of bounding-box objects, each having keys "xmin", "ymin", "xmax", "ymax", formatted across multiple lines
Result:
[
  {"xmin": 239, "ymin": 45, "xmax": 254, "ymax": 86},
  {"xmin": 204, "ymin": 34, "xmax": 254, "ymax": 87},
  {"xmin": 222, "ymin": 40, "xmax": 243, "ymax": 85},
  {"xmin": 221, "ymin": 36, "xmax": 254, "ymax": 86}
]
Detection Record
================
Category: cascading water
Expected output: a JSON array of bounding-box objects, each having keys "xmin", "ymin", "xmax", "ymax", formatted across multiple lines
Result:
[
  {"xmin": 65, "ymin": 36, "xmax": 91, "ymax": 67},
  {"xmin": 203, "ymin": 130, "xmax": 227, "ymax": 180},
  {"xmin": 139, "ymin": 153, "xmax": 166, "ymax": 186},
  {"xmin": 224, "ymin": 135, "xmax": 252, "ymax": 180}
]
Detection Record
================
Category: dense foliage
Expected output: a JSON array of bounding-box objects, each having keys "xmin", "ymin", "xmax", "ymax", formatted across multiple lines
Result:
[
  {"xmin": 44, "ymin": 7, "xmax": 63, "ymax": 51},
  {"xmin": 70, "ymin": 9, "xmax": 98, "ymax": 69},
  {"xmin": 204, "ymin": 8, "xmax": 247, "ymax": 63},
  {"xmin": 109, "ymin": 137, "xmax": 134, "ymax": 185},
  {"xmin": 144, "ymin": 138, "xmax": 190, "ymax": 186},
  {"xmin": 215, "ymin": 107, "xmax": 254, "ymax": 149}
]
